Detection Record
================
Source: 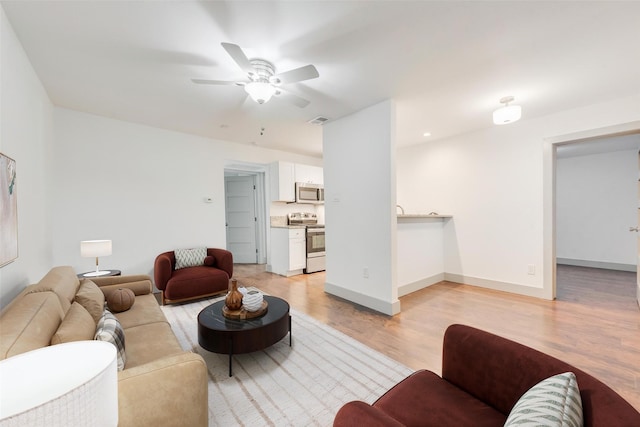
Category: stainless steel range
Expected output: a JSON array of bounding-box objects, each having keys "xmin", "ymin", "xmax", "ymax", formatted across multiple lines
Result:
[{"xmin": 287, "ymin": 213, "xmax": 326, "ymax": 274}]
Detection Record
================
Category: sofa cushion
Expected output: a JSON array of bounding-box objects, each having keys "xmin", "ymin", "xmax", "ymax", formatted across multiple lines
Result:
[
  {"xmin": 51, "ymin": 301, "xmax": 96, "ymax": 345},
  {"xmin": 373, "ymin": 370, "xmax": 506, "ymax": 427},
  {"xmin": 114, "ymin": 294, "xmax": 168, "ymax": 330},
  {"xmin": 0, "ymin": 292, "xmax": 65, "ymax": 359},
  {"xmin": 75, "ymin": 279, "xmax": 106, "ymax": 323},
  {"xmin": 26, "ymin": 266, "xmax": 79, "ymax": 313},
  {"xmin": 165, "ymin": 266, "xmax": 229, "ymax": 300},
  {"xmin": 174, "ymin": 247, "xmax": 207, "ymax": 270},
  {"xmin": 95, "ymin": 309, "xmax": 126, "ymax": 370},
  {"xmin": 122, "ymin": 322, "xmax": 185, "ymax": 369},
  {"xmin": 504, "ymin": 372, "xmax": 583, "ymax": 427},
  {"xmin": 99, "ymin": 279, "xmax": 152, "ymax": 297}
]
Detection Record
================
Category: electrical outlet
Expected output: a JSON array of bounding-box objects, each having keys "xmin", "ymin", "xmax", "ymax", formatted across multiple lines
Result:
[
  {"xmin": 527, "ymin": 264, "xmax": 536, "ymax": 275},
  {"xmin": 363, "ymin": 267, "xmax": 369, "ymax": 278}
]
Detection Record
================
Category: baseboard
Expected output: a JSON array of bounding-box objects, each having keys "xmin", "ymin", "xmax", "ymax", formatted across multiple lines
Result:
[
  {"xmin": 398, "ymin": 273, "xmax": 444, "ymax": 297},
  {"xmin": 266, "ymin": 265, "xmax": 304, "ymax": 277},
  {"xmin": 444, "ymin": 273, "xmax": 550, "ymax": 299},
  {"xmin": 556, "ymin": 258, "xmax": 636, "ymax": 272},
  {"xmin": 324, "ymin": 281, "xmax": 401, "ymax": 316}
]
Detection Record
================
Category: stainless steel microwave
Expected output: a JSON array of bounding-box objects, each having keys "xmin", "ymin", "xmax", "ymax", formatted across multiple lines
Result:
[{"xmin": 295, "ymin": 182, "xmax": 324, "ymax": 204}]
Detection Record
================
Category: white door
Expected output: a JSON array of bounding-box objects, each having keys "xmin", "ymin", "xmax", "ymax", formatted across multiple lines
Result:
[{"xmin": 225, "ymin": 175, "xmax": 257, "ymax": 263}]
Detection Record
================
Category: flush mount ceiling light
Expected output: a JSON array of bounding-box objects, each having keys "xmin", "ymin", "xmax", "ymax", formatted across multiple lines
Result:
[{"xmin": 493, "ymin": 96, "xmax": 522, "ymax": 125}]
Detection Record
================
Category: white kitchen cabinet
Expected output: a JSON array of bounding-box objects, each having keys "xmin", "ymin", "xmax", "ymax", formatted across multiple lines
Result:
[
  {"xmin": 270, "ymin": 161, "xmax": 295, "ymax": 202},
  {"xmin": 294, "ymin": 164, "xmax": 323, "ymax": 185},
  {"xmin": 268, "ymin": 227, "xmax": 306, "ymax": 276},
  {"xmin": 289, "ymin": 231, "xmax": 307, "ymax": 270}
]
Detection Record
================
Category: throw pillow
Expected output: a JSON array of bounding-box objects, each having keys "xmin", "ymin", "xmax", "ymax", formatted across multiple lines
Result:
[
  {"xmin": 203, "ymin": 255, "xmax": 215, "ymax": 266},
  {"xmin": 107, "ymin": 288, "xmax": 135, "ymax": 313},
  {"xmin": 75, "ymin": 279, "xmax": 106, "ymax": 324},
  {"xmin": 504, "ymin": 372, "xmax": 583, "ymax": 427},
  {"xmin": 51, "ymin": 302, "xmax": 96, "ymax": 345},
  {"xmin": 94, "ymin": 309, "xmax": 126, "ymax": 371},
  {"xmin": 175, "ymin": 247, "xmax": 207, "ymax": 270}
]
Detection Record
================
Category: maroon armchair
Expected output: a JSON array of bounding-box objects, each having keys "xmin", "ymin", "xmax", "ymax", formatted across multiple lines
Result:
[
  {"xmin": 154, "ymin": 248, "xmax": 233, "ymax": 305},
  {"xmin": 334, "ymin": 324, "xmax": 640, "ymax": 427}
]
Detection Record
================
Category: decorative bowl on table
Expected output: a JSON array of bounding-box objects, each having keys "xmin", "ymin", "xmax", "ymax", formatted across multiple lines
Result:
[{"xmin": 242, "ymin": 290, "xmax": 264, "ymax": 312}]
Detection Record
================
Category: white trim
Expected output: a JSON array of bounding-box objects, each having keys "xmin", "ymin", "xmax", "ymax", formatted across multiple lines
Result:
[
  {"xmin": 444, "ymin": 273, "xmax": 549, "ymax": 299},
  {"xmin": 266, "ymin": 265, "xmax": 304, "ymax": 277},
  {"xmin": 543, "ymin": 120, "xmax": 640, "ymax": 301},
  {"xmin": 542, "ymin": 139, "xmax": 557, "ymax": 300},
  {"xmin": 224, "ymin": 161, "xmax": 269, "ymax": 265},
  {"xmin": 546, "ymin": 121, "xmax": 640, "ymax": 146},
  {"xmin": 324, "ymin": 281, "xmax": 401, "ymax": 315},
  {"xmin": 557, "ymin": 258, "xmax": 636, "ymax": 272},
  {"xmin": 398, "ymin": 273, "xmax": 444, "ymax": 297}
]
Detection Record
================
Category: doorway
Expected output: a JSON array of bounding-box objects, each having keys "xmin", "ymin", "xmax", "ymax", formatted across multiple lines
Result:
[
  {"xmin": 225, "ymin": 175, "xmax": 258, "ymax": 263},
  {"xmin": 544, "ymin": 121, "xmax": 640, "ymax": 306},
  {"xmin": 224, "ymin": 162, "xmax": 268, "ymax": 264}
]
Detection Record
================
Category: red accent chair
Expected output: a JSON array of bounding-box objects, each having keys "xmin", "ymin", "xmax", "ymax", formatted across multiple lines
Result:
[
  {"xmin": 154, "ymin": 248, "xmax": 233, "ymax": 305},
  {"xmin": 334, "ymin": 324, "xmax": 640, "ymax": 427}
]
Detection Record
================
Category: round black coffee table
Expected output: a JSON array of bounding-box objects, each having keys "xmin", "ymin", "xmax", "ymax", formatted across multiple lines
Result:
[{"xmin": 197, "ymin": 295, "xmax": 291, "ymax": 376}]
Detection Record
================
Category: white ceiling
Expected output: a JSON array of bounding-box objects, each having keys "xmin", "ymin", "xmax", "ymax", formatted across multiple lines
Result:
[{"xmin": 3, "ymin": 1, "xmax": 640, "ymax": 158}]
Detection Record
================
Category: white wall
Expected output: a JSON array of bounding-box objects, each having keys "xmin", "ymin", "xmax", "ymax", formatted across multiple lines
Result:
[
  {"xmin": 397, "ymin": 218, "xmax": 445, "ymax": 294},
  {"xmin": 0, "ymin": 6, "xmax": 54, "ymax": 308},
  {"xmin": 323, "ymin": 100, "xmax": 399, "ymax": 315},
  {"xmin": 52, "ymin": 107, "xmax": 321, "ymax": 279},
  {"xmin": 557, "ymin": 148, "xmax": 637, "ymax": 270},
  {"xmin": 397, "ymin": 92, "xmax": 640, "ymax": 299},
  {"xmin": 398, "ymin": 122, "xmax": 544, "ymax": 294}
]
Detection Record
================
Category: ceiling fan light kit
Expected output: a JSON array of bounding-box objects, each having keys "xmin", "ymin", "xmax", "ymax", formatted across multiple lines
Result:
[
  {"xmin": 245, "ymin": 81, "xmax": 276, "ymax": 104},
  {"xmin": 493, "ymin": 96, "xmax": 521, "ymax": 125}
]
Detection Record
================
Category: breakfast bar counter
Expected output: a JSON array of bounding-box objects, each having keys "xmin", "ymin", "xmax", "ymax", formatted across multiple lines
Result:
[
  {"xmin": 397, "ymin": 214, "xmax": 452, "ymax": 220},
  {"xmin": 396, "ymin": 214, "xmax": 452, "ymax": 297}
]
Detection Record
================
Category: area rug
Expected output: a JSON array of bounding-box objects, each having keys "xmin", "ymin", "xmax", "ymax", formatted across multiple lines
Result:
[{"xmin": 160, "ymin": 292, "xmax": 413, "ymax": 426}]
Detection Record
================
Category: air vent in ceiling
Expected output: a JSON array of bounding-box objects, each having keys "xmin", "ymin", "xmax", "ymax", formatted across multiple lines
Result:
[{"xmin": 308, "ymin": 116, "xmax": 329, "ymax": 125}]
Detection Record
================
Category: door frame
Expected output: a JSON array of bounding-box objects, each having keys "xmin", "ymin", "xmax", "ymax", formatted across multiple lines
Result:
[
  {"xmin": 543, "ymin": 120, "xmax": 640, "ymax": 300},
  {"xmin": 224, "ymin": 161, "xmax": 269, "ymax": 264}
]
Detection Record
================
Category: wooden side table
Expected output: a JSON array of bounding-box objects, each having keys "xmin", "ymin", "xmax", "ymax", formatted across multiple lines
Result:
[{"xmin": 77, "ymin": 270, "xmax": 121, "ymax": 278}]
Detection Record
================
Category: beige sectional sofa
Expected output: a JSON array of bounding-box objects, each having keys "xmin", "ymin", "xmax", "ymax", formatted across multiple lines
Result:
[{"xmin": 0, "ymin": 266, "xmax": 208, "ymax": 427}]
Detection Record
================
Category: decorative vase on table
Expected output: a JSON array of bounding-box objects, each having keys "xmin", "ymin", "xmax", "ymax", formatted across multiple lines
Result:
[
  {"xmin": 242, "ymin": 290, "xmax": 264, "ymax": 312},
  {"xmin": 225, "ymin": 279, "xmax": 243, "ymax": 311}
]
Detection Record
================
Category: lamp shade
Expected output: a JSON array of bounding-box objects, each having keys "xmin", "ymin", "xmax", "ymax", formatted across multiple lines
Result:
[
  {"xmin": 244, "ymin": 81, "xmax": 276, "ymax": 104},
  {"xmin": 81, "ymin": 240, "xmax": 112, "ymax": 258},
  {"xmin": 493, "ymin": 96, "xmax": 522, "ymax": 125},
  {"xmin": 0, "ymin": 341, "xmax": 118, "ymax": 427},
  {"xmin": 493, "ymin": 104, "xmax": 522, "ymax": 125}
]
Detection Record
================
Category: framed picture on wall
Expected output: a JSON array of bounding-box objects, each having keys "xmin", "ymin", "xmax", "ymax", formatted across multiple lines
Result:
[{"xmin": 1, "ymin": 152, "xmax": 18, "ymax": 267}]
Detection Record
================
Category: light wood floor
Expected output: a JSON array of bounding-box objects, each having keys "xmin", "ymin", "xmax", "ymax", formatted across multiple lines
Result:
[{"xmin": 233, "ymin": 264, "xmax": 640, "ymax": 411}]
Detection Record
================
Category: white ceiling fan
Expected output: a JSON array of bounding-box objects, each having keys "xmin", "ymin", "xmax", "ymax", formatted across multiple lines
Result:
[{"xmin": 192, "ymin": 42, "xmax": 319, "ymax": 108}]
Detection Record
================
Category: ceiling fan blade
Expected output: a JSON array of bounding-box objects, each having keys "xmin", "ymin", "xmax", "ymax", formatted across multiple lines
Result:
[
  {"xmin": 191, "ymin": 78, "xmax": 243, "ymax": 85},
  {"xmin": 221, "ymin": 42, "xmax": 255, "ymax": 75},
  {"xmin": 271, "ymin": 64, "xmax": 319, "ymax": 85},
  {"xmin": 275, "ymin": 90, "xmax": 311, "ymax": 108}
]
